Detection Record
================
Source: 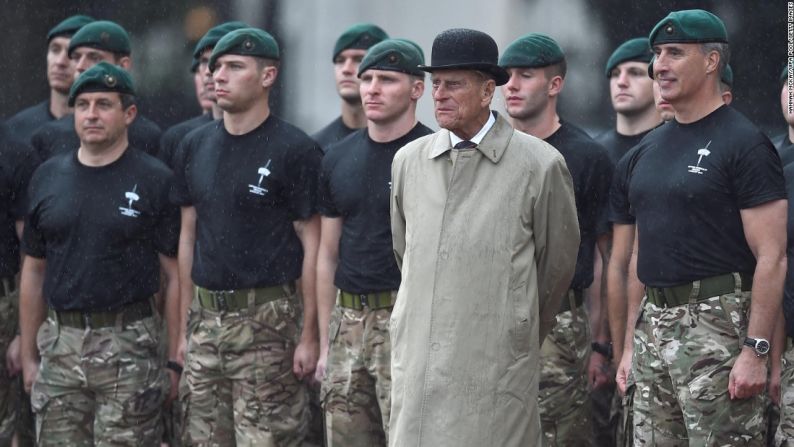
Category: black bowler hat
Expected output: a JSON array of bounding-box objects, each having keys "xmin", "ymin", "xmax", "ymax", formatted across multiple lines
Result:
[{"xmin": 419, "ymin": 28, "xmax": 509, "ymax": 85}]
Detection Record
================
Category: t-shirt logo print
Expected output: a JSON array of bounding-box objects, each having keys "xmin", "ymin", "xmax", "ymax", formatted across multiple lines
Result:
[
  {"xmin": 687, "ymin": 141, "xmax": 712, "ymax": 175},
  {"xmin": 119, "ymin": 184, "xmax": 141, "ymax": 217},
  {"xmin": 248, "ymin": 159, "xmax": 272, "ymax": 196}
]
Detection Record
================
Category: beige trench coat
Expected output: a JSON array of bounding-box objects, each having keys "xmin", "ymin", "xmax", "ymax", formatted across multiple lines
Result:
[{"xmin": 389, "ymin": 113, "xmax": 580, "ymax": 447}]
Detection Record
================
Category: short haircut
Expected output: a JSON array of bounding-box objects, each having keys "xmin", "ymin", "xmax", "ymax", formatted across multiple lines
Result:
[
  {"xmin": 543, "ymin": 60, "xmax": 567, "ymax": 79},
  {"xmin": 255, "ymin": 57, "xmax": 280, "ymax": 71},
  {"xmin": 120, "ymin": 93, "xmax": 136, "ymax": 110},
  {"xmin": 700, "ymin": 42, "xmax": 730, "ymax": 74}
]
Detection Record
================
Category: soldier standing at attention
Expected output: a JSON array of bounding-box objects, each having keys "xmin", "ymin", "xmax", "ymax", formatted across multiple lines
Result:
[
  {"xmin": 30, "ymin": 20, "xmax": 162, "ymax": 161},
  {"xmin": 313, "ymin": 23, "xmax": 388, "ymax": 152},
  {"xmin": 19, "ymin": 62, "xmax": 181, "ymax": 446},
  {"xmin": 611, "ymin": 10, "xmax": 786, "ymax": 445},
  {"xmin": 389, "ymin": 28, "xmax": 579, "ymax": 447},
  {"xmin": 158, "ymin": 21, "xmax": 247, "ymax": 170},
  {"xmin": 5, "ymin": 15, "xmax": 94, "ymax": 145},
  {"xmin": 172, "ymin": 27, "xmax": 322, "ymax": 445},
  {"xmin": 597, "ymin": 37, "xmax": 660, "ymax": 166},
  {"xmin": 315, "ymin": 38, "xmax": 432, "ymax": 446},
  {"xmin": 0, "ymin": 124, "xmax": 39, "ymax": 445},
  {"xmin": 499, "ymin": 32, "xmax": 613, "ymax": 447}
]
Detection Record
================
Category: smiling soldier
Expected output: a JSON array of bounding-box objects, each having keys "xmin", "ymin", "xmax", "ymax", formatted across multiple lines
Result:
[{"xmin": 19, "ymin": 62, "xmax": 181, "ymax": 446}]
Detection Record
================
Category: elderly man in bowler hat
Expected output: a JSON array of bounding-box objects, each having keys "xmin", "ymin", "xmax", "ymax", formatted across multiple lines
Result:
[{"xmin": 389, "ymin": 28, "xmax": 580, "ymax": 447}]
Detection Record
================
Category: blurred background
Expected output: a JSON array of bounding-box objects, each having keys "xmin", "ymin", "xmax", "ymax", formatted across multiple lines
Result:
[{"xmin": 0, "ymin": 0, "xmax": 786, "ymax": 137}]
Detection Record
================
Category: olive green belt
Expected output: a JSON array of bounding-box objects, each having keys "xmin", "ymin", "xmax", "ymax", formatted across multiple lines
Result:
[
  {"xmin": 338, "ymin": 290, "xmax": 397, "ymax": 310},
  {"xmin": 558, "ymin": 289, "xmax": 584, "ymax": 314},
  {"xmin": 646, "ymin": 272, "xmax": 753, "ymax": 308},
  {"xmin": 196, "ymin": 283, "xmax": 296, "ymax": 312},
  {"xmin": 50, "ymin": 299, "xmax": 153, "ymax": 329},
  {"xmin": 1, "ymin": 277, "xmax": 15, "ymax": 297}
]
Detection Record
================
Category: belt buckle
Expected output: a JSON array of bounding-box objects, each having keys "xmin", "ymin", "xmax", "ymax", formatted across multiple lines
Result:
[
  {"xmin": 211, "ymin": 290, "xmax": 233, "ymax": 312},
  {"xmin": 359, "ymin": 294, "xmax": 369, "ymax": 309}
]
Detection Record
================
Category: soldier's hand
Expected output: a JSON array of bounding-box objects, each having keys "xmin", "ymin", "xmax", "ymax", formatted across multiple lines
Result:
[
  {"xmin": 588, "ymin": 352, "xmax": 613, "ymax": 390},
  {"xmin": 728, "ymin": 349, "xmax": 767, "ymax": 400},
  {"xmin": 21, "ymin": 358, "xmax": 39, "ymax": 394},
  {"xmin": 293, "ymin": 337, "xmax": 319, "ymax": 381},
  {"xmin": 6, "ymin": 335, "xmax": 21, "ymax": 376},
  {"xmin": 314, "ymin": 346, "xmax": 329, "ymax": 384},
  {"xmin": 616, "ymin": 349, "xmax": 632, "ymax": 396}
]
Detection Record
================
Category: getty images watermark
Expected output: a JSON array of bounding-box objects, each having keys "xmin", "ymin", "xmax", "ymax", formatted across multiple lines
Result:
[{"xmin": 789, "ymin": 2, "xmax": 793, "ymax": 113}]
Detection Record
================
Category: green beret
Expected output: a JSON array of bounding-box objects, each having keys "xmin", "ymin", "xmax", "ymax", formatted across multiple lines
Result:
[
  {"xmin": 649, "ymin": 9, "xmax": 728, "ymax": 47},
  {"xmin": 209, "ymin": 27, "xmax": 279, "ymax": 72},
  {"xmin": 68, "ymin": 62, "xmax": 135, "ymax": 106},
  {"xmin": 357, "ymin": 39, "xmax": 425, "ymax": 77},
  {"xmin": 68, "ymin": 20, "xmax": 131, "ymax": 57},
  {"xmin": 721, "ymin": 64, "xmax": 733, "ymax": 87},
  {"xmin": 192, "ymin": 21, "xmax": 249, "ymax": 59},
  {"xmin": 47, "ymin": 15, "xmax": 94, "ymax": 42},
  {"xmin": 332, "ymin": 23, "xmax": 388, "ymax": 61},
  {"xmin": 394, "ymin": 38, "xmax": 425, "ymax": 61},
  {"xmin": 605, "ymin": 37, "xmax": 652, "ymax": 77},
  {"xmin": 498, "ymin": 33, "xmax": 564, "ymax": 68}
]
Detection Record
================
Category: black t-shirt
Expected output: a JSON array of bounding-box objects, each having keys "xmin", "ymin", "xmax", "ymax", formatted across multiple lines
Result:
[
  {"xmin": 545, "ymin": 121, "xmax": 613, "ymax": 290},
  {"xmin": 610, "ymin": 106, "xmax": 786, "ymax": 287},
  {"xmin": 159, "ymin": 114, "xmax": 213, "ymax": 169},
  {"xmin": 171, "ymin": 116, "xmax": 322, "ymax": 290},
  {"xmin": 22, "ymin": 149, "xmax": 179, "ymax": 311},
  {"xmin": 5, "ymin": 100, "xmax": 54, "ymax": 145},
  {"xmin": 312, "ymin": 116, "xmax": 357, "ymax": 153},
  {"xmin": 595, "ymin": 127, "xmax": 654, "ymax": 167},
  {"xmin": 0, "ymin": 125, "xmax": 40, "ymax": 278},
  {"xmin": 31, "ymin": 113, "xmax": 162, "ymax": 161},
  {"xmin": 318, "ymin": 123, "xmax": 434, "ymax": 294},
  {"xmin": 783, "ymin": 163, "xmax": 794, "ymax": 338},
  {"xmin": 776, "ymin": 133, "xmax": 794, "ymax": 167}
]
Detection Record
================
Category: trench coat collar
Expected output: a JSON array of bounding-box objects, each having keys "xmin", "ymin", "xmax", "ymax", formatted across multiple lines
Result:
[{"xmin": 429, "ymin": 111, "xmax": 513, "ymax": 164}]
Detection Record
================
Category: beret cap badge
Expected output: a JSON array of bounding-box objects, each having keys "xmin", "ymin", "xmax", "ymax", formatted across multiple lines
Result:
[
  {"xmin": 388, "ymin": 54, "xmax": 398, "ymax": 63},
  {"xmin": 665, "ymin": 24, "xmax": 674, "ymax": 34},
  {"xmin": 100, "ymin": 31, "xmax": 110, "ymax": 44},
  {"xmin": 104, "ymin": 74, "xmax": 116, "ymax": 87},
  {"xmin": 243, "ymin": 39, "xmax": 253, "ymax": 50}
]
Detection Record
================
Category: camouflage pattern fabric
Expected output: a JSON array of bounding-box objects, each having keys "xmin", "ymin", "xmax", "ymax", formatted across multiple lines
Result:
[
  {"xmin": 776, "ymin": 345, "xmax": 794, "ymax": 446},
  {"xmin": 321, "ymin": 303, "xmax": 392, "ymax": 447},
  {"xmin": 620, "ymin": 373, "xmax": 635, "ymax": 447},
  {"xmin": 158, "ymin": 317, "xmax": 181, "ymax": 447},
  {"xmin": 0, "ymin": 288, "xmax": 18, "ymax": 445},
  {"xmin": 181, "ymin": 294, "xmax": 308, "ymax": 446},
  {"xmin": 31, "ymin": 314, "xmax": 166, "ymax": 446},
  {"xmin": 538, "ymin": 295, "xmax": 593, "ymax": 447},
  {"xmin": 306, "ymin": 382, "xmax": 324, "ymax": 447},
  {"xmin": 633, "ymin": 289, "xmax": 768, "ymax": 446}
]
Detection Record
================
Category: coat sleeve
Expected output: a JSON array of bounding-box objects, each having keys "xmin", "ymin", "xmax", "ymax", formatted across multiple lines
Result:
[
  {"xmin": 390, "ymin": 150, "xmax": 407, "ymax": 270},
  {"xmin": 533, "ymin": 152, "xmax": 580, "ymax": 341}
]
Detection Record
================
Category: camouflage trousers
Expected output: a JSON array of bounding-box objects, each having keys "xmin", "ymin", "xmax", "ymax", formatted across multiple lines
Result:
[
  {"xmin": 321, "ymin": 301, "xmax": 392, "ymax": 447},
  {"xmin": 776, "ymin": 344, "xmax": 794, "ymax": 446},
  {"xmin": 633, "ymin": 286, "xmax": 768, "ymax": 446},
  {"xmin": 0, "ymin": 283, "xmax": 18, "ymax": 446},
  {"xmin": 31, "ymin": 312, "xmax": 167, "ymax": 446},
  {"xmin": 181, "ymin": 293, "xmax": 308, "ymax": 446},
  {"xmin": 538, "ymin": 293, "xmax": 593, "ymax": 446}
]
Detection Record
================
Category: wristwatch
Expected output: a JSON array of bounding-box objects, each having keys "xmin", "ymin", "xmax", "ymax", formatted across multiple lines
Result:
[
  {"xmin": 591, "ymin": 341, "xmax": 613, "ymax": 360},
  {"xmin": 743, "ymin": 337, "xmax": 770, "ymax": 357}
]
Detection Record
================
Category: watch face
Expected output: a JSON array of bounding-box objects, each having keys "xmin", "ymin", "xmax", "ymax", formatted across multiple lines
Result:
[{"xmin": 757, "ymin": 340, "xmax": 770, "ymax": 354}]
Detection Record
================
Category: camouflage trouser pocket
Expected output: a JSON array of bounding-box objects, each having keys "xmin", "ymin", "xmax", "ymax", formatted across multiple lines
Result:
[
  {"xmin": 35, "ymin": 318, "xmax": 59, "ymax": 356},
  {"xmin": 716, "ymin": 292, "xmax": 750, "ymax": 340},
  {"xmin": 0, "ymin": 291, "xmax": 17, "ymax": 343}
]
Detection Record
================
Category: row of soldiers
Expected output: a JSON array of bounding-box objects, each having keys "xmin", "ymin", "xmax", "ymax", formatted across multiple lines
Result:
[{"xmin": 0, "ymin": 7, "xmax": 792, "ymax": 447}]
